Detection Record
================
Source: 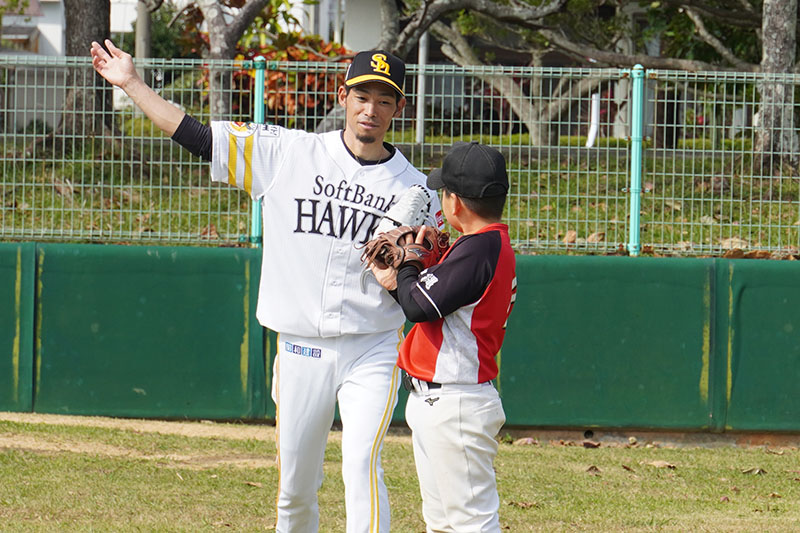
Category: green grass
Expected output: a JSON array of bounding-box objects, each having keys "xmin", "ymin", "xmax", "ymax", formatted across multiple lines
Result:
[{"xmin": 1, "ymin": 416, "xmax": 800, "ymax": 531}]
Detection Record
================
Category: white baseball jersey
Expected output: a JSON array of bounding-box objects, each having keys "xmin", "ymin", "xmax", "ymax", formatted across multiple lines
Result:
[{"xmin": 210, "ymin": 122, "xmax": 444, "ymax": 338}]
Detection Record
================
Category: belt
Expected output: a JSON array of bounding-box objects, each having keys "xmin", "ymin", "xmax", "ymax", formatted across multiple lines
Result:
[{"xmin": 402, "ymin": 373, "xmax": 441, "ymax": 392}]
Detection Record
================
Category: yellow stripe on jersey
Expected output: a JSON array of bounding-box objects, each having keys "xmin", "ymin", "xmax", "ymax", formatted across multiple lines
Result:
[
  {"xmin": 227, "ymin": 133, "xmax": 238, "ymax": 187},
  {"xmin": 273, "ymin": 334, "xmax": 282, "ymax": 524},
  {"xmin": 369, "ymin": 329, "xmax": 403, "ymax": 531},
  {"xmin": 243, "ymin": 134, "xmax": 254, "ymax": 195}
]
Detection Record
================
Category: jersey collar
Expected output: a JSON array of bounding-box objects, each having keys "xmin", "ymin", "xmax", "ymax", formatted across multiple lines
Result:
[{"xmin": 324, "ymin": 130, "xmax": 407, "ymax": 177}]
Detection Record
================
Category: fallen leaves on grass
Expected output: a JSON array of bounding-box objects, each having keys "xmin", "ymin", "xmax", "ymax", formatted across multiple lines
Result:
[
  {"xmin": 646, "ymin": 460, "xmax": 676, "ymax": 469},
  {"xmin": 586, "ymin": 465, "xmax": 601, "ymax": 476},
  {"xmin": 507, "ymin": 500, "xmax": 537, "ymax": 509},
  {"xmin": 741, "ymin": 467, "xmax": 767, "ymax": 475}
]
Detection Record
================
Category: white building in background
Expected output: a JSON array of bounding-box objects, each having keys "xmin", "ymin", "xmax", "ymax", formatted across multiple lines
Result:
[
  {"xmin": 1, "ymin": 0, "xmax": 382, "ymax": 57},
  {"xmin": 0, "ymin": 0, "xmax": 147, "ymax": 56},
  {"xmin": 293, "ymin": 0, "xmax": 381, "ymax": 52}
]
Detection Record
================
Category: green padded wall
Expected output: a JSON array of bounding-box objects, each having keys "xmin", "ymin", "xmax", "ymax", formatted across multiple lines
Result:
[
  {"xmin": 499, "ymin": 255, "xmax": 713, "ymax": 429},
  {"xmin": 0, "ymin": 243, "xmax": 35, "ymax": 412},
  {"xmin": 34, "ymin": 244, "xmax": 266, "ymax": 419},
  {"xmin": 4, "ymin": 244, "xmax": 800, "ymax": 432},
  {"xmin": 722, "ymin": 260, "xmax": 800, "ymax": 431}
]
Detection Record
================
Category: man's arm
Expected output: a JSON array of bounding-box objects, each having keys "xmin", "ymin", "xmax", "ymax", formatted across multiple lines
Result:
[{"xmin": 90, "ymin": 39, "xmax": 185, "ymax": 136}]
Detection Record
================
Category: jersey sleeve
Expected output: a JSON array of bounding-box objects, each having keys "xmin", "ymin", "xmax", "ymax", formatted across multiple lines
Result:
[
  {"xmin": 407, "ymin": 231, "xmax": 502, "ymax": 320},
  {"xmin": 209, "ymin": 122, "xmax": 304, "ymax": 200}
]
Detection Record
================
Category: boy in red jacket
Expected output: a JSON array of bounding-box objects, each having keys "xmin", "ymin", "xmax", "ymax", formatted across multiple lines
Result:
[{"xmin": 371, "ymin": 141, "xmax": 517, "ymax": 531}]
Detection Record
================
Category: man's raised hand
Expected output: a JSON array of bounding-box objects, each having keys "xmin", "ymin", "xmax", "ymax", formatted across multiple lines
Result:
[{"xmin": 90, "ymin": 39, "xmax": 138, "ymax": 89}]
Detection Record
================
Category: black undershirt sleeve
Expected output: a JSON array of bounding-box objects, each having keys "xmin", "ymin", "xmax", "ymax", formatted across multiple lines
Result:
[
  {"xmin": 392, "ymin": 265, "xmax": 434, "ymax": 323},
  {"xmin": 171, "ymin": 114, "xmax": 213, "ymax": 161}
]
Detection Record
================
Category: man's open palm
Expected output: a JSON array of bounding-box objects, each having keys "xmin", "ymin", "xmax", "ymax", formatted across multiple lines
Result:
[{"xmin": 90, "ymin": 39, "xmax": 136, "ymax": 88}]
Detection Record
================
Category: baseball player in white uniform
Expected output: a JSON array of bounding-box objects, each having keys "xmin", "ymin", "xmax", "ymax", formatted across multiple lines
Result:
[{"xmin": 90, "ymin": 41, "xmax": 443, "ymax": 532}]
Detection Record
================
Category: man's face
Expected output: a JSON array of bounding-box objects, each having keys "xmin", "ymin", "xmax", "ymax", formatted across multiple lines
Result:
[{"xmin": 338, "ymin": 82, "xmax": 406, "ymax": 145}]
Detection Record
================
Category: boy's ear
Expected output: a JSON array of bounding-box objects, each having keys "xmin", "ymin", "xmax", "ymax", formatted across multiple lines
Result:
[{"xmin": 451, "ymin": 194, "xmax": 465, "ymax": 215}]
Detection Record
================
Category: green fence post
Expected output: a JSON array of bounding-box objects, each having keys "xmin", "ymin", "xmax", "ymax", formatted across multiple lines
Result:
[
  {"xmin": 627, "ymin": 65, "xmax": 645, "ymax": 257},
  {"xmin": 249, "ymin": 57, "xmax": 266, "ymax": 248}
]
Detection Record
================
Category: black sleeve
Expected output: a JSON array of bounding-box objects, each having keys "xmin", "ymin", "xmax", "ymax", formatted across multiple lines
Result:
[
  {"xmin": 394, "ymin": 265, "xmax": 431, "ymax": 322},
  {"xmin": 407, "ymin": 232, "xmax": 502, "ymax": 319},
  {"xmin": 171, "ymin": 114, "xmax": 212, "ymax": 161}
]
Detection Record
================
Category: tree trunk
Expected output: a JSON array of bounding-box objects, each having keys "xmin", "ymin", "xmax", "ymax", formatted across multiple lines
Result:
[
  {"xmin": 197, "ymin": 0, "xmax": 270, "ymax": 120},
  {"xmin": 61, "ymin": 0, "xmax": 112, "ymax": 139},
  {"xmin": 755, "ymin": 0, "xmax": 799, "ymax": 172},
  {"xmin": 198, "ymin": 0, "xmax": 233, "ymax": 120}
]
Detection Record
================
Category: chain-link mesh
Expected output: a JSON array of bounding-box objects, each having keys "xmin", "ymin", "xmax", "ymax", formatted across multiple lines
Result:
[
  {"xmin": 642, "ymin": 70, "xmax": 800, "ymax": 256},
  {"xmin": 1, "ymin": 56, "xmax": 253, "ymax": 245},
  {"xmin": 3, "ymin": 55, "xmax": 799, "ymax": 255}
]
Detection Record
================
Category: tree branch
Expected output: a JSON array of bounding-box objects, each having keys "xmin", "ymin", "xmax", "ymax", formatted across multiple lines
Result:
[
  {"xmin": 224, "ymin": 0, "xmax": 271, "ymax": 52},
  {"xmin": 539, "ymin": 28, "xmax": 758, "ymax": 71},
  {"xmin": 377, "ymin": 0, "xmax": 400, "ymax": 51},
  {"xmin": 683, "ymin": 6, "xmax": 752, "ymax": 70},
  {"xmin": 657, "ymin": 0, "xmax": 760, "ymax": 28},
  {"xmin": 394, "ymin": 0, "xmax": 566, "ymax": 58}
]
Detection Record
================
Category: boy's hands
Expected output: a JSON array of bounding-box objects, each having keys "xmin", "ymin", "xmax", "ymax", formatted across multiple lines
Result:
[{"xmin": 363, "ymin": 225, "xmax": 449, "ymax": 291}]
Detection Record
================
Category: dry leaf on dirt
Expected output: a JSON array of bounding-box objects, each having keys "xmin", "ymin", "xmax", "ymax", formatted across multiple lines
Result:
[
  {"xmin": 720, "ymin": 237, "xmax": 749, "ymax": 250},
  {"xmin": 582, "ymin": 440, "xmax": 601, "ymax": 449},
  {"xmin": 507, "ymin": 501, "xmax": 537, "ymax": 509},
  {"xmin": 646, "ymin": 460, "xmax": 676, "ymax": 469},
  {"xmin": 200, "ymin": 224, "xmax": 220, "ymax": 240}
]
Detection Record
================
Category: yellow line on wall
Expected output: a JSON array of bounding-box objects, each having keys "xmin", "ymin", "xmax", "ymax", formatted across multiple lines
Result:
[
  {"xmin": 35, "ymin": 250, "xmax": 44, "ymax": 391},
  {"xmin": 12, "ymin": 248, "xmax": 22, "ymax": 401},
  {"xmin": 240, "ymin": 261, "xmax": 251, "ymax": 397},
  {"xmin": 699, "ymin": 277, "xmax": 710, "ymax": 403}
]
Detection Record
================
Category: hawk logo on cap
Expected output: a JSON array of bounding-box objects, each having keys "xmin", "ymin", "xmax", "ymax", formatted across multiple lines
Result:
[{"xmin": 370, "ymin": 53, "xmax": 391, "ymax": 75}]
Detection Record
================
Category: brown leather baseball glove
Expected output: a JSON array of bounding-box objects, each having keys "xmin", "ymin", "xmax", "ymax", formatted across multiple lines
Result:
[{"xmin": 360, "ymin": 225, "xmax": 450, "ymax": 271}]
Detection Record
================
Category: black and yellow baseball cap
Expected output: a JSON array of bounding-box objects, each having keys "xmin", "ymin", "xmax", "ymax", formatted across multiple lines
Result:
[{"xmin": 344, "ymin": 50, "xmax": 405, "ymax": 97}]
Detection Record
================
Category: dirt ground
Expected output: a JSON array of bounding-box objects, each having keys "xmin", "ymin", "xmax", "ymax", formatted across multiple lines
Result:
[
  {"xmin": 0, "ymin": 412, "xmax": 417, "ymax": 470},
  {"xmin": 0, "ymin": 411, "xmax": 276, "ymax": 441},
  {"xmin": 0, "ymin": 412, "xmax": 283, "ymax": 469},
  {"xmin": 3, "ymin": 412, "xmax": 799, "ymax": 463}
]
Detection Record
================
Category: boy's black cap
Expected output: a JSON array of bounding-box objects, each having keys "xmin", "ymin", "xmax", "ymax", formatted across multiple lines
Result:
[
  {"xmin": 427, "ymin": 142, "xmax": 509, "ymax": 198},
  {"xmin": 344, "ymin": 50, "xmax": 405, "ymax": 97}
]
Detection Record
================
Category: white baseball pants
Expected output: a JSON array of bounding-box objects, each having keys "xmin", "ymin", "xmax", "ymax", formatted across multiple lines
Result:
[
  {"xmin": 406, "ymin": 381, "xmax": 506, "ymax": 533},
  {"xmin": 272, "ymin": 329, "xmax": 402, "ymax": 533}
]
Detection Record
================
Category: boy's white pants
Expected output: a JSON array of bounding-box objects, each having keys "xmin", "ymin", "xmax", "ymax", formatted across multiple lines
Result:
[{"xmin": 406, "ymin": 380, "xmax": 506, "ymax": 533}]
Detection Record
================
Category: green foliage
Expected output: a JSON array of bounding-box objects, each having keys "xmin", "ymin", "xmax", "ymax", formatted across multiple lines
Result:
[
  {"xmin": 644, "ymin": 2, "xmax": 761, "ymax": 64},
  {"xmin": 677, "ymin": 137, "xmax": 753, "ymax": 151},
  {"xmin": 0, "ymin": 0, "xmax": 29, "ymax": 17}
]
